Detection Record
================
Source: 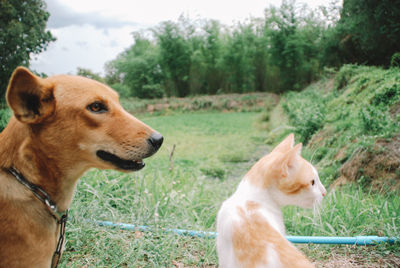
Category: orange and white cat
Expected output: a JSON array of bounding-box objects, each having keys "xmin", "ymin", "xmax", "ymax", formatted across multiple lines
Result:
[{"xmin": 216, "ymin": 134, "xmax": 326, "ymax": 268}]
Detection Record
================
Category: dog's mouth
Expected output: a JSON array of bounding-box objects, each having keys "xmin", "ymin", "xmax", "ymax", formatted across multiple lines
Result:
[{"xmin": 96, "ymin": 150, "xmax": 145, "ymax": 171}]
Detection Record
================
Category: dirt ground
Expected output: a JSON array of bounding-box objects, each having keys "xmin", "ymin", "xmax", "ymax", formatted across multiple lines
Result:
[
  {"xmin": 293, "ymin": 244, "xmax": 400, "ymax": 268},
  {"xmin": 337, "ymin": 134, "xmax": 400, "ymax": 192},
  {"xmin": 313, "ymin": 250, "xmax": 400, "ymax": 267}
]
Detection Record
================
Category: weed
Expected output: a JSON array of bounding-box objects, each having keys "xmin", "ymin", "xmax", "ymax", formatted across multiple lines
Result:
[
  {"xmin": 372, "ymin": 84, "xmax": 400, "ymax": 106},
  {"xmin": 282, "ymin": 89, "xmax": 327, "ymax": 144},
  {"xmin": 200, "ymin": 165, "xmax": 226, "ymax": 179},
  {"xmin": 333, "ymin": 64, "xmax": 360, "ymax": 90},
  {"xmin": 359, "ymin": 106, "xmax": 397, "ymax": 136},
  {"xmin": 219, "ymin": 151, "xmax": 248, "ymax": 163}
]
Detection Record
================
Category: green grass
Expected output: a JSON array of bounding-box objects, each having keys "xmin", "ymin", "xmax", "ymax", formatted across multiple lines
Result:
[
  {"xmin": 268, "ymin": 65, "xmax": 400, "ymax": 187},
  {"xmin": 60, "ymin": 106, "xmax": 400, "ymax": 267},
  {"xmin": 62, "ymin": 112, "xmax": 269, "ymax": 267},
  {"xmin": 263, "ymin": 64, "xmax": 400, "ymax": 265}
]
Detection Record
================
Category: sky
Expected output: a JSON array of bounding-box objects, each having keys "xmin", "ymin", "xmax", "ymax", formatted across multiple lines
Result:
[{"xmin": 30, "ymin": 0, "xmax": 335, "ymax": 76}]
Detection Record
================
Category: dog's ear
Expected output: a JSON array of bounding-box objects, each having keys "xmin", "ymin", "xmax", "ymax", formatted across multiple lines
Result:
[
  {"xmin": 6, "ymin": 67, "xmax": 55, "ymax": 124},
  {"xmin": 271, "ymin": 133, "xmax": 294, "ymax": 154}
]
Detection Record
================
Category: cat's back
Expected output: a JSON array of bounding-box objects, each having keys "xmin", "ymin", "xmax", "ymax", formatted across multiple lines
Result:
[{"xmin": 217, "ymin": 183, "xmax": 314, "ymax": 268}]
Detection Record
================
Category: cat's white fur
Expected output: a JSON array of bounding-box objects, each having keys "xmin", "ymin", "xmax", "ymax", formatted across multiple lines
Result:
[{"xmin": 216, "ymin": 134, "xmax": 326, "ymax": 268}]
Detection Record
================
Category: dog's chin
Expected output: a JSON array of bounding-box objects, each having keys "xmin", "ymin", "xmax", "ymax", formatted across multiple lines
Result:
[{"xmin": 96, "ymin": 150, "xmax": 145, "ymax": 171}]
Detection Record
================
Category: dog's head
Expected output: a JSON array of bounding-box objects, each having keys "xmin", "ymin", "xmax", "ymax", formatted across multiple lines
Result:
[{"xmin": 6, "ymin": 67, "xmax": 163, "ymax": 172}]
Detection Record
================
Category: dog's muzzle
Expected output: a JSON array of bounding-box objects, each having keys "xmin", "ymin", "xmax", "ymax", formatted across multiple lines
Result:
[{"xmin": 96, "ymin": 132, "xmax": 163, "ymax": 171}]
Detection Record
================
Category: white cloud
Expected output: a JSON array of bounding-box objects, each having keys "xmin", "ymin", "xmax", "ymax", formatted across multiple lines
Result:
[
  {"xmin": 46, "ymin": 0, "xmax": 139, "ymax": 29},
  {"xmin": 31, "ymin": 25, "xmax": 135, "ymax": 75},
  {"xmin": 31, "ymin": 0, "xmax": 336, "ymax": 76}
]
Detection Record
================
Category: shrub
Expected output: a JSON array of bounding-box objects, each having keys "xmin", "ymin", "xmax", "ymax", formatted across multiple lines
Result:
[
  {"xmin": 282, "ymin": 90, "xmax": 327, "ymax": 144},
  {"xmin": 358, "ymin": 106, "xmax": 397, "ymax": 136},
  {"xmin": 139, "ymin": 84, "xmax": 164, "ymax": 99},
  {"xmin": 333, "ymin": 64, "xmax": 360, "ymax": 90},
  {"xmin": 111, "ymin": 83, "xmax": 131, "ymax": 98},
  {"xmin": 390, "ymin": 52, "xmax": 400, "ymax": 68},
  {"xmin": 0, "ymin": 109, "xmax": 11, "ymax": 132},
  {"xmin": 372, "ymin": 84, "xmax": 400, "ymax": 106}
]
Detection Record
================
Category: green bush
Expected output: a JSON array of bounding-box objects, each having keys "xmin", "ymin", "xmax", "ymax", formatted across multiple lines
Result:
[
  {"xmin": 390, "ymin": 52, "xmax": 400, "ymax": 68},
  {"xmin": 140, "ymin": 84, "xmax": 164, "ymax": 99},
  {"xmin": 111, "ymin": 83, "xmax": 131, "ymax": 98},
  {"xmin": 0, "ymin": 109, "xmax": 11, "ymax": 132},
  {"xmin": 192, "ymin": 99, "xmax": 212, "ymax": 110},
  {"xmin": 271, "ymin": 64, "xmax": 400, "ymax": 192},
  {"xmin": 333, "ymin": 64, "xmax": 360, "ymax": 90},
  {"xmin": 372, "ymin": 84, "xmax": 400, "ymax": 106},
  {"xmin": 358, "ymin": 106, "xmax": 396, "ymax": 136},
  {"xmin": 282, "ymin": 89, "xmax": 327, "ymax": 144}
]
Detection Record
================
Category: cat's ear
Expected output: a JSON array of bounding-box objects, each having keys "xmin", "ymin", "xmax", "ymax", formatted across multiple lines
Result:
[
  {"xmin": 285, "ymin": 143, "xmax": 302, "ymax": 167},
  {"xmin": 272, "ymin": 133, "xmax": 294, "ymax": 154},
  {"xmin": 278, "ymin": 143, "xmax": 302, "ymax": 178}
]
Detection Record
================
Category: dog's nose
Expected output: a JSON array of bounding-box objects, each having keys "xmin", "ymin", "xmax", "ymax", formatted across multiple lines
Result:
[{"xmin": 148, "ymin": 132, "xmax": 163, "ymax": 151}]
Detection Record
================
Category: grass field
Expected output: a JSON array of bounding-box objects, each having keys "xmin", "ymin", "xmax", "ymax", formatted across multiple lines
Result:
[
  {"xmin": 62, "ymin": 112, "xmax": 267, "ymax": 267},
  {"xmin": 60, "ymin": 108, "xmax": 400, "ymax": 267}
]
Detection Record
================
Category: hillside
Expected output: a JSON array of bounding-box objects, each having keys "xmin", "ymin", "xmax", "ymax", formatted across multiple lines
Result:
[{"xmin": 265, "ymin": 64, "xmax": 400, "ymax": 192}]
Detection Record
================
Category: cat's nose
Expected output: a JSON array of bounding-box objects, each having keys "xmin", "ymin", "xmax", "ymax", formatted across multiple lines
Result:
[
  {"xmin": 319, "ymin": 184, "xmax": 327, "ymax": 197},
  {"xmin": 321, "ymin": 188, "xmax": 327, "ymax": 197}
]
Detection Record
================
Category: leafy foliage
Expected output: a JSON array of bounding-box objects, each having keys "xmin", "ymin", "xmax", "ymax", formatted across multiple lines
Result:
[
  {"xmin": 335, "ymin": 0, "xmax": 400, "ymax": 66},
  {"xmin": 0, "ymin": 0, "xmax": 55, "ymax": 102},
  {"xmin": 107, "ymin": 34, "xmax": 164, "ymax": 99},
  {"xmin": 76, "ymin": 67, "xmax": 106, "ymax": 83},
  {"xmin": 106, "ymin": 1, "xmax": 335, "ymax": 98},
  {"xmin": 282, "ymin": 89, "xmax": 327, "ymax": 144},
  {"xmin": 269, "ymin": 64, "xmax": 400, "ymax": 187},
  {"xmin": 390, "ymin": 52, "xmax": 400, "ymax": 68},
  {"xmin": 154, "ymin": 20, "xmax": 192, "ymax": 97},
  {"xmin": 0, "ymin": 109, "xmax": 11, "ymax": 132}
]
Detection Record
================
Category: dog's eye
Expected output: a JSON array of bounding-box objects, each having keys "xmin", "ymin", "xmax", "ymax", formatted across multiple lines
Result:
[
  {"xmin": 87, "ymin": 102, "xmax": 108, "ymax": 113},
  {"xmin": 311, "ymin": 180, "xmax": 315, "ymax": 186}
]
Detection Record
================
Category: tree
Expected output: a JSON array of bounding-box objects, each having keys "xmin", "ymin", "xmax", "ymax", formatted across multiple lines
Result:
[
  {"xmin": 223, "ymin": 23, "xmax": 257, "ymax": 93},
  {"xmin": 338, "ymin": 0, "xmax": 400, "ymax": 66},
  {"xmin": 76, "ymin": 67, "xmax": 105, "ymax": 83},
  {"xmin": 107, "ymin": 33, "xmax": 164, "ymax": 99},
  {"xmin": 266, "ymin": 1, "xmax": 303, "ymax": 91},
  {"xmin": 0, "ymin": 0, "xmax": 55, "ymax": 102},
  {"xmin": 154, "ymin": 20, "xmax": 192, "ymax": 97},
  {"xmin": 265, "ymin": 0, "xmax": 324, "ymax": 91},
  {"xmin": 200, "ymin": 20, "xmax": 224, "ymax": 94},
  {"xmin": 105, "ymin": 2, "xmax": 339, "ymax": 97}
]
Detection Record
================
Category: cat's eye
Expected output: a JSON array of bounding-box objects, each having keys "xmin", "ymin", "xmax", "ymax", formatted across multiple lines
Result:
[
  {"xmin": 311, "ymin": 180, "xmax": 315, "ymax": 186},
  {"xmin": 87, "ymin": 101, "xmax": 108, "ymax": 113}
]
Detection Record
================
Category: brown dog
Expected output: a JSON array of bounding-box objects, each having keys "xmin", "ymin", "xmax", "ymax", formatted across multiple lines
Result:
[{"xmin": 0, "ymin": 67, "xmax": 163, "ymax": 267}]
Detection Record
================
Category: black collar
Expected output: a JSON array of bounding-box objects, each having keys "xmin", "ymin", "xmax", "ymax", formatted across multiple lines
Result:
[{"xmin": 6, "ymin": 167, "xmax": 69, "ymax": 268}]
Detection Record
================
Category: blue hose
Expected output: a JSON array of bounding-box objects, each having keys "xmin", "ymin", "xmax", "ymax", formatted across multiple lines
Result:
[
  {"xmin": 286, "ymin": 235, "xmax": 397, "ymax": 245},
  {"xmin": 93, "ymin": 220, "xmax": 398, "ymax": 245}
]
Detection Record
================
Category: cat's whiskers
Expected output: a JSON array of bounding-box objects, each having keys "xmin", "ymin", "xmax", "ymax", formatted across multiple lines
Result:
[{"xmin": 312, "ymin": 199, "xmax": 324, "ymax": 227}]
